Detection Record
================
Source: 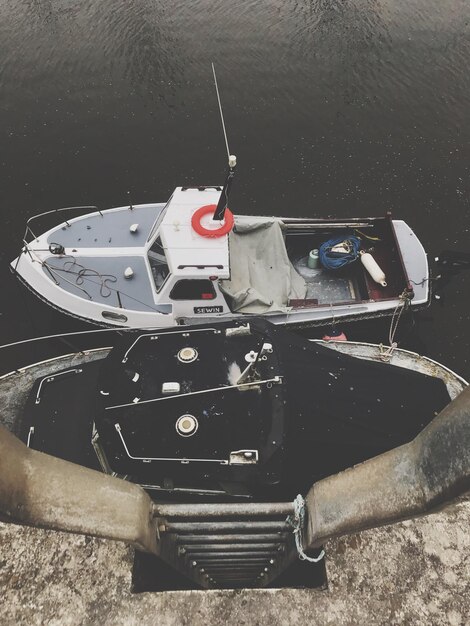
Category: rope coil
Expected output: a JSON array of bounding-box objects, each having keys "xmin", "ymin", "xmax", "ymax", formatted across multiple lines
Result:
[{"xmin": 319, "ymin": 235, "xmax": 362, "ymax": 270}]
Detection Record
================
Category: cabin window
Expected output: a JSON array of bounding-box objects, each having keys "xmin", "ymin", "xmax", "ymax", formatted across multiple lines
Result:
[
  {"xmin": 170, "ymin": 279, "xmax": 216, "ymax": 301},
  {"xmin": 148, "ymin": 236, "xmax": 170, "ymax": 292}
]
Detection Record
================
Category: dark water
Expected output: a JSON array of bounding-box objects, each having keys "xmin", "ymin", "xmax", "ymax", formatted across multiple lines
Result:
[{"xmin": 0, "ymin": 0, "xmax": 469, "ymax": 377}]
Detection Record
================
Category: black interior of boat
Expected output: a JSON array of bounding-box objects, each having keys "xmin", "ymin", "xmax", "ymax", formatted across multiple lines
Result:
[
  {"xmin": 95, "ymin": 326, "xmax": 285, "ymax": 496},
  {"xmin": 19, "ymin": 319, "xmax": 451, "ymax": 501},
  {"xmin": 285, "ymin": 216, "xmax": 409, "ymax": 308},
  {"xmin": 20, "ymin": 362, "xmax": 102, "ymax": 471}
]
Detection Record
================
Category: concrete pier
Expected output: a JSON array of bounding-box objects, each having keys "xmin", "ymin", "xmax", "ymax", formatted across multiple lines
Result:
[{"xmin": 1, "ymin": 496, "xmax": 468, "ymax": 625}]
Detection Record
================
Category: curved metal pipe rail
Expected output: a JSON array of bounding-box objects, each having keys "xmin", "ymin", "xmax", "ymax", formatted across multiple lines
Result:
[{"xmin": 24, "ymin": 206, "xmax": 100, "ymax": 240}]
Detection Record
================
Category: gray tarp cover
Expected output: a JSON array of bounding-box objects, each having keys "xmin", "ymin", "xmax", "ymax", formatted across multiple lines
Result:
[{"xmin": 220, "ymin": 217, "xmax": 307, "ymax": 313}]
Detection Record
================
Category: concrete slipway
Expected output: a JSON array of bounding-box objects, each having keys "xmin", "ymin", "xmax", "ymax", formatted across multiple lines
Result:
[{"xmin": 1, "ymin": 495, "xmax": 468, "ymax": 626}]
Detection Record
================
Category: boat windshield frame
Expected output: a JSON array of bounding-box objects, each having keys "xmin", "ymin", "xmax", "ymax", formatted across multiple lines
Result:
[{"xmin": 147, "ymin": 193, "xmax": 173, "ymax": 244}]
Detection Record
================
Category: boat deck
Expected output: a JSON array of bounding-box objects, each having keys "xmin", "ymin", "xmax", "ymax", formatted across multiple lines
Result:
[
  {"xmin": 5, "ymin": 319, "xmax": 458, "ymax": 502},
  {"xmin": 41, "ymin": 254, "xmax": 164, "ymax": 312},
  {"xmin": 45, "ymin": 204, "xmax": 164, "ymax": 248}
]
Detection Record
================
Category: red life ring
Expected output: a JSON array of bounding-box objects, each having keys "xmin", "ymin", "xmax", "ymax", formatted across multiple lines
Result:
[{"xmin": 191, "ymin": 204, "xmax": 234, "ymax": 238}]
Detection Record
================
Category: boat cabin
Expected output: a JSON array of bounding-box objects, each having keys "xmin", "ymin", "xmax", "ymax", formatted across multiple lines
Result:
[{"xmin": 146, "ymin": 187, "xmax": 231, "ymax": 321}]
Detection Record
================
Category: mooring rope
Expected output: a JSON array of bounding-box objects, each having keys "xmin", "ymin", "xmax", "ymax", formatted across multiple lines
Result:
[
  {"xmin": 288, "ymin": 494, "xmax": 325, "ymax": 563},
  {"xmin": 379, "ymin": 289, "xmax": 412, "ymax": 361}
]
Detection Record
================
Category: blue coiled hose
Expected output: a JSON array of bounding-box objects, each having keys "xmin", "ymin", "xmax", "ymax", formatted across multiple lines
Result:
[{"xmin": 319, "ymin": 235, "xmax": 362, "ymax": 270}]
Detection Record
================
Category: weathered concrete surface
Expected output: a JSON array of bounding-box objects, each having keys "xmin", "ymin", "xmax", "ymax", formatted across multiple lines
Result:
[
  {"xmin": 1, "ymin": 497, "xmax": 468, "ymax": 626},
  {"xmin": 305, "ymin": 383, "xmax": 470, "ymax": 548},
  {"xmin": 0, "ymin": 424, "xmax": 159, "ymax": 556}
]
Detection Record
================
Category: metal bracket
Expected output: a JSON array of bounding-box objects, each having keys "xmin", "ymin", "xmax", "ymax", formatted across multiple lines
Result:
[{"xmin": 229, "ymin": 450, "xmax": 259, "ymax": 465}]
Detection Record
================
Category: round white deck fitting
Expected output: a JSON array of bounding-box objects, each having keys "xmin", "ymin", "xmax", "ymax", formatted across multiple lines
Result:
[
  {"xmin": 245, "ymin": 350, "xmax": 258, "ymax": 363},
  {"xmin": 124, "ymin": 266, "xmax": 134, "ymax": 279},
  {"xmin": 177, "ymin": 347, "xmax": 198, "ymax": 363},
  {"xmin": 176, "ymin": 414, "xmax": 198, "ymax": 437}
]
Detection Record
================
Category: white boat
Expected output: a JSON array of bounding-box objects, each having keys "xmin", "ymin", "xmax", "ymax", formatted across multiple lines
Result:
[{"xmin": 11, "ymin": 185, "xmax": 429, "ymax": 328}]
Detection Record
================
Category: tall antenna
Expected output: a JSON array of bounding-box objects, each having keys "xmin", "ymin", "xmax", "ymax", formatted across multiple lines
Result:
[
  {"xmin": 211, "ymin": 62, "xmax": 237, "ymax": 221},
  {"xmin": 212, "ymin": 62, "xmax": 231, "ymax": 160}
]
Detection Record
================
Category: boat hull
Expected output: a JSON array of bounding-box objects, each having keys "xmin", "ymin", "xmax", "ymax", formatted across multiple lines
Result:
[{"xmin": 12, "ymin": 264, "xmax": 430, "ymax": 331}]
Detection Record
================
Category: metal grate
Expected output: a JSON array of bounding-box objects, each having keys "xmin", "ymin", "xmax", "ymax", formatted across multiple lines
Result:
[{"xmin": 153, "ymin": 502, "xmax": 299, "ymax": 588}]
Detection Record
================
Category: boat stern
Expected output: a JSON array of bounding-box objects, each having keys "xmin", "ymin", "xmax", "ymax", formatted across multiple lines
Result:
[{"xmin": 392, "ymin": 220, "xmax": 430, "ymax": 307}]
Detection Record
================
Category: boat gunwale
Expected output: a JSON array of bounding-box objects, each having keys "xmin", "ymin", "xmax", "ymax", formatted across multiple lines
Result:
[
  {"xmin": 314, "ymin": 339, "xmax": 468, "ymax": 396},
  {"xmin": 0, "ymin": 333, "xmax": 465, "ymax": 390}
]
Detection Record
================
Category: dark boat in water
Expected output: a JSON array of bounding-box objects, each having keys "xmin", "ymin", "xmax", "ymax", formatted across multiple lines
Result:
[{"xmin": 8, "ymin": 319, "xmax": 465, "ymax": 500}]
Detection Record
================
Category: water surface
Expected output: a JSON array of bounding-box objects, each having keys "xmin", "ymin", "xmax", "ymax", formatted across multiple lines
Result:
[{"xmin": 0, "ymin": 0, "xmax": 469, "ymax": 377}]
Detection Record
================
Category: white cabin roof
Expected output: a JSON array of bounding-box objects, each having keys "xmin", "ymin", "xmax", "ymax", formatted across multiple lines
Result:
[{"xmin": 157, "ymin": 187, "xmax": 230, "ymax": 278}]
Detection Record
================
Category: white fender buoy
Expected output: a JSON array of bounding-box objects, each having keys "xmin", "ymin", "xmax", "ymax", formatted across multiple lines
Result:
[{"xmin": 360, "ymin": 251, "xmax": 387, "ymax": 287}]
